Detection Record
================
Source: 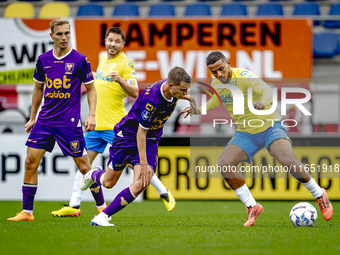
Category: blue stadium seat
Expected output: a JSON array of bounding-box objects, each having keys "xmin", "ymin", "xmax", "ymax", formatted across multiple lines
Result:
[
  {"xmin": 184, "ymin": 4, "xmax": 211, "ymax": 16},
  {"xmin": 77, "ymin": 4, "xmax": 103, "ymax": 17},
  {"xmin": 89, "ymin": 0, "xmax": 111, "ymax": 2},
  {"xmin": 221, "ymin": 4, "xmax": 247, "ymax": 16},
  {"xmin": 324, "ymin": 4, "xmax": 340, "ymax": 28},
  {"xmin": 18, "ymin": 0, "xmax": 42, "ymax": 2},
  {"xmin": 54, "ymin": 0, "xmax": 78, "ymax": 2},
  {"xmin": 256, "ymin": 3, "xmax": 283, "ymax": 16},
  {"xmin": 149, "ymin": 4, "xmax": 175, "ymax": 16},
  {"xmin": 293, "ymin": 3, "xmax": 320, "ymax": 25},
  {"xmin": 313, "ymin": 33, "xmax": 340, "ymax": 58},
  {"xmin": 113, "ymin": 4, "xmax": 139, "ymax": 16}
]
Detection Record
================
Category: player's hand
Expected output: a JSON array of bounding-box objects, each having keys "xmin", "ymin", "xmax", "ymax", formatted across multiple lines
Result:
[
  {"xmin": 137, "ymin": 164, "xmax": 154, "ymax": 187},
  {"xmin": 253, "ymin": 101, "xmax": 265, "ymax": 110},
  {"xmin": 180, "ymin": 106, "xmax": 200, "ymax": 119},
  {"xmin": 24, "ymin": 119, "xmax": 35, "ymax": 133},
  {"xmin": 107, "ymin": 71, "xmax": 122, "ymax": 83},
  {"xmin": 85, "ymin": 115, "xmax": 96, "ymax": 131}
]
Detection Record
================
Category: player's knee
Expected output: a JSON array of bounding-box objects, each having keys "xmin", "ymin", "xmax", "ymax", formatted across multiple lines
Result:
[
  {"xmin": 25, "ymin": 157, "xmax": 38, "ymax": 171},
  {"xmin": 102, "ymin": 179, "xmax": 116, "ymax": 189},
  {"xmin": 277, "ymin": 158, "xmax": 296, "ymax": 167}
]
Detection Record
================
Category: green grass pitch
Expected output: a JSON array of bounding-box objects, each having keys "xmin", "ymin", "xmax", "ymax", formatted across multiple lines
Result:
[{"xmin": 1, "ymin": 201, "xmax": 339, "ymax": 255}]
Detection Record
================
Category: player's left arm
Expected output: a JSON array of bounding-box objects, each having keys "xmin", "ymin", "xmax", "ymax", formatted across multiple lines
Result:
[
  {"xmin": 136, "ymin": 125, "xmax": 154, "ymax": 187},
  {"xmin": 252, "ymin": 79, "xmax": 273, "ymax": 110},
  {"xmin": 107, "ymin": 71, "xmax": 138, "ymax": 98},
  {"xmin": 84, "ymin": 81, "xmax": 97, "ymax": 131}
]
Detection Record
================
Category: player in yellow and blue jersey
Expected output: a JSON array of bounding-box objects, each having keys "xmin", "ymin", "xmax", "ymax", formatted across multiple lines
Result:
[
  {"xmin": 51, "ymin": 27, "xmax": 175, "ymax": 218},
  {"xmin": 183, "ymin": 51, "xmax": 333, "ymax": 226}
]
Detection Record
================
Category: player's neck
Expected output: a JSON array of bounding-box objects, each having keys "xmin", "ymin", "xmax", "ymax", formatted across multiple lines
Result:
[
  {"xmin": 162, "ymin": 82, "xmax": 172, "ymax": 100},
  {"xmin": 224, "ymin": 68, "xmax": 233, "ymax": 84},
  {"xmin": 54, "ymin": 46, "xmax": 71, "ymax": 58},
  {"xmin": 107, "ymin": 52, "xmax": 121, "ymax": 60}
]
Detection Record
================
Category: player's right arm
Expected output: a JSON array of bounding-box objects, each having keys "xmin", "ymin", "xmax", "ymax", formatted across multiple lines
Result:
[
  {"xmin": 181, "ymin": 94, "xmax": 220, "ymax": 118},
  {"xmin": 25, "ymin": 81, "xmax": 44, "ymax": 133}
]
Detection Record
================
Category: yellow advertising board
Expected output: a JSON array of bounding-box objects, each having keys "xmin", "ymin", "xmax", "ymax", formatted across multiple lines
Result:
[{"xmin": 146, "ymin": 146, "xmax": 340, "ymax": 200}]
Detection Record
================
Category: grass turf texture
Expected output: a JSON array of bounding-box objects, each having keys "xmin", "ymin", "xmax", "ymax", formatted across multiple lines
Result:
[{"xmin": 0, "ymin": 201, "xmax": 339, "ymax": 255}]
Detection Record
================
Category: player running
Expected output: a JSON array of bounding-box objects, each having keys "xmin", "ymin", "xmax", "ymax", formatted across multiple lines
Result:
[
  {"xmin": 80, "ymin": 67, "xmax": 195, "ymax": 226},
  {"xmin": 182, "ymin": 51, "xmax": 333, "ymax": 226},
  {"xmin": 51, "ymin": 27, "xmax": 176, "ymax": 218}
]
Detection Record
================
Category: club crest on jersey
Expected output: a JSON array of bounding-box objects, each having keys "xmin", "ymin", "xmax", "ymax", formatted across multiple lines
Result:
[
  {"xmin": 65, "ymin": 63, "xmax": 74, "ymax": 73},
  {"xmin": 109, "ymin": 63, "xmax": 116, "ymax": 71},
  {"xmin": 70, "ymin": 140, "xmax": 80, "ymax": 151}
]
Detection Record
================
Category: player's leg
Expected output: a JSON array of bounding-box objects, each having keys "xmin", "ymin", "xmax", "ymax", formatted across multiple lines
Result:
[
  {"xmin": 51, "ymin": 150, "xmax": 100, "ymax": 217},
  {"xmin": 8, "ymin": 123, "xmax": 54, "ymax": 221},
  {"xmin": 150, "ymin": 174, "xmax": 176, "ymax": 212},
  {"xmin": 7, "ymin": 147, "xmax": 46, "ymax": 221},
  {"xmin": 218, "ymin": 144, "xmax": 263, "ymax": 226},
  {"xmin": 91, "ymin": 164, "xmax": 147, "ymax": 227},
  {"xmin": 269, "ymin": 138, "xmax": 333, "ymax": 220},
  {"xmin": 90, "ymin": 139, "xmax": 157, "ymax": 226}
]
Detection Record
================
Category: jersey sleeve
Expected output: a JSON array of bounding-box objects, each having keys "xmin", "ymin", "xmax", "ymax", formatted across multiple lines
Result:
[
  {"xmin": 139, "ymin": 98, "xmax": 157, "ymax": 130},
  {"xmin": 239, "ymin": 69, "xmax": 273, "ymax": 107},
  {"xmin": 33, "ymin": 57, "xmax": 45, "ymax": 83},
  {"xmin": 80, "ymin": 56, "xmax": 94, "ymax": 85},
  {"xmin": 122, "ymin": 60, "xmax": 138, "ymax": 88}
]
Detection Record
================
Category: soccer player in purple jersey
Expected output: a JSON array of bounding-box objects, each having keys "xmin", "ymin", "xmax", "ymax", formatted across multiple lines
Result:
[
  {"xmin": 7, "ymin": 18, "xmax": 104, "ymax": 222},
  {"xmin": 79, "ymin": 67, "xmax": 195, "ymax": 226},
  {"xmin": 51, "ymin": 27, "xmax": 176, "ymax": 217}
]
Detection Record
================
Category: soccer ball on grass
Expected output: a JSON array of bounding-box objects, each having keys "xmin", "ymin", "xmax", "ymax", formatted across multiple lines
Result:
[{"xmin": 290, "ymin": 202, "xmax": 318, "ymax": 227}]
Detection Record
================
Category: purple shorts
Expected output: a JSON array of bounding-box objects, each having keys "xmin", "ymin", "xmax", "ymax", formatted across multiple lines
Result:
[
  {"xmin": 25, "ymin": 122, "xmax": 87, "ymax": 157},
  {"xmin": 108, "ymin": 136, "xmax": 158, "ymax": 171}
]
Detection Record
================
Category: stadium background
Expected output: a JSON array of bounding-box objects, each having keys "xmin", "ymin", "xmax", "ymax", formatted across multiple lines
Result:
[{"xmin": 1, "ymin": 1, "xmax": 340, "ymax": 202}]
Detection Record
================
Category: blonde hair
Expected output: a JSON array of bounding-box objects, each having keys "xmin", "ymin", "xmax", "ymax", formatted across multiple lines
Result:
[{"xmin": 50, "ymin": 18, "xmax": 70, "ymax": 33}]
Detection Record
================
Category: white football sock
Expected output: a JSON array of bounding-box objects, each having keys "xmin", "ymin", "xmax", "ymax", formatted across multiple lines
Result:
[
  {"xmin": 150, "ymin": 174, "xmax": 168, "ymax": 195},
  {"xmin": 234, "ymin": 184, "xmax": 257, "ymax": 208},
  {"xmin": 99, "ymin": 173, "xmax": 106, "ymax": 186},
  {"xmin": 23, "ymin": 210, "xmax": 33, "ymax": 215},
  {"xmin": 69, "ymin": 170, "xmax": 84, "ymax": 207},
  {"xmin": 302, "ymin": 178, "xmax": 323, "ymax": 199}
]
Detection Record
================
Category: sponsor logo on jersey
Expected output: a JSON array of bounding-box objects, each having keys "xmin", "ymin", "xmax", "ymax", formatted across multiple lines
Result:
[
  {"xmin": 109, "ymin": 63, "xmax": 116, "ymax": 71},
  {"xmin": 142, "ymin": 110, "xmax": 150, "ymax": 120}
]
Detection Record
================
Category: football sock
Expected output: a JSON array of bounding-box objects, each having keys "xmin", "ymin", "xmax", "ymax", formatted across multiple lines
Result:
[
  {"xmin": 150, "ymin": 174, "xmax": 168, "ymax": 195},
  {"xmin": 302, "ymin": 178, "xmax": 323, "ymax": 199},
  {"xmin": 90, "ymin": 182, "xmax": 105, "ymax": 207},
  {"xmin": 22, "ymin": 184, "xmax": 37, "ymax": 214},
  {"xmin": 69, "ymin": 170, "xmax": 83, "ymax": 208},
  {"xmin": 234, "ymin": 184, "xmax": 256, "ymax": 208},
  {"xmin": 91, "ymin": 168, "xmax": 106, "ymax": 185},
  {"xmin": 102, "ymin": 187, "xmax": 136, "ymax": 217}
]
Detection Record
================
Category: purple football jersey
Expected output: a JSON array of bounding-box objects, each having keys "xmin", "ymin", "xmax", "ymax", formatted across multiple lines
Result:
[
  {"xmin": 33, "ymin": 49, "xmax": 94, "ymax": 127},
  {"xmin": 114, "ymin": 79, "xmax": 178, "ymax": 141}
]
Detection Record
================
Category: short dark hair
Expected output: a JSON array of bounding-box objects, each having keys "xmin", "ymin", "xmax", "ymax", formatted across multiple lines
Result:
[
  {"xmin": 106, "ymin": 27, "xmax": 125, "ymax": 42},
  {"xmin": 167, "ymin": 67, "xmax": 191, "ymax": 85},
  {"xmin": 206, "ymin": 51, "xmax": 227, "ymax": 66}
]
